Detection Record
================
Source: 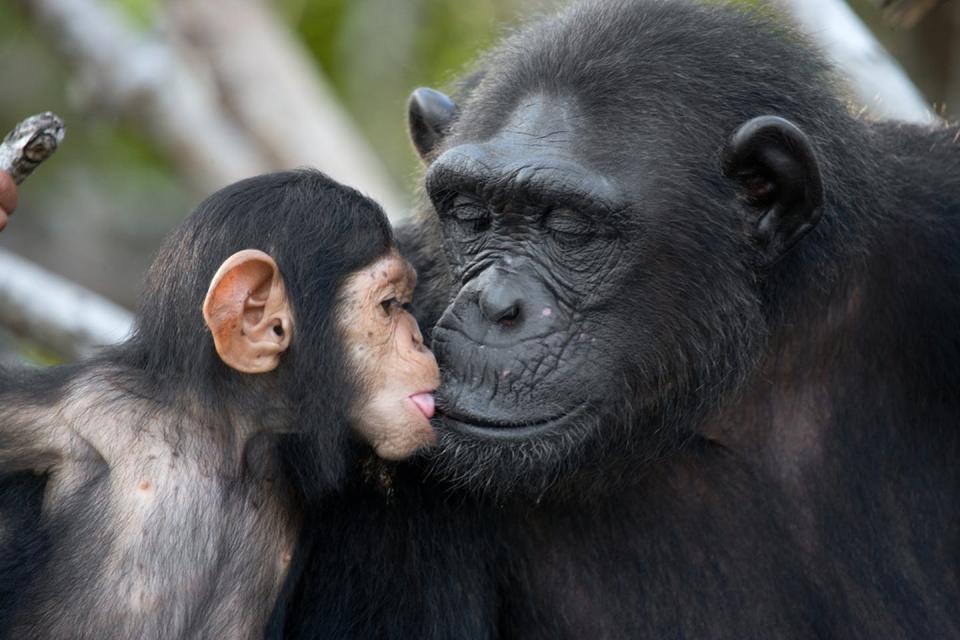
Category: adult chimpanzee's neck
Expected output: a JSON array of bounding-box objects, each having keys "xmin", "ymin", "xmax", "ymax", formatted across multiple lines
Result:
[
  {"xmin": 693, "ymin": 115, "xmax": 960, "ymax": 558},
  {"xmin": 708, "ymin": 202, "xmax": 960, "ymax": 555}
]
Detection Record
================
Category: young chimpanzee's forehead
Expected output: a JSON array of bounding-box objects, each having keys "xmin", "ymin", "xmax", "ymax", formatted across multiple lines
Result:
[{"xmin": 352, "ymin": 250, "xmax": 417, "ymax": 300}]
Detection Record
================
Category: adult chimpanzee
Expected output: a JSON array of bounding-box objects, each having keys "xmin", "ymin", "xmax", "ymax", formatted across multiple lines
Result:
[
  {"xmin": 0, "ymin": 169, "xmax": 439, "ymax": 639},
  {"xmin": 281, "ymin": 0, "xmax": 960, "ymax": 638}
]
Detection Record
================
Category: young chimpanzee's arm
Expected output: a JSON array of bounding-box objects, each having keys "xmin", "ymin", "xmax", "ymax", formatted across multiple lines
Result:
[
  {"xmin": 0, "ymin": 375, "xmax": 74, "ymax": 474},
  {"xmin": 0, "ymin": 416, "xmax": 66, "ymax": 473}
]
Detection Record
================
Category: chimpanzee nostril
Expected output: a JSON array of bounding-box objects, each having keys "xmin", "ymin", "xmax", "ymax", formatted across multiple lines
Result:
[{"xmin": 479, "ymin": 286, "xmax": 524, "ymax": 327}]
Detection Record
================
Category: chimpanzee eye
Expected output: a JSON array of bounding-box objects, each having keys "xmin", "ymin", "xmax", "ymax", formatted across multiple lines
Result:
[
  {"xmin": 446, "ymin": 195, "xmax": 491, "ymax": 234},
  {"xmin": 544, "ymin": 208, "xmax": 596, "ymax": 246},
  {"xmin": 380, "ymin": 298, "xmax": 399, "ymax": 315}
]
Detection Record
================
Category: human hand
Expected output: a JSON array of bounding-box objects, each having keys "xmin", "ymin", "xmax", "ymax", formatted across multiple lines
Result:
[{"xmin": 0, "ymin": 171, "xmax": 17, "ymax": 231}]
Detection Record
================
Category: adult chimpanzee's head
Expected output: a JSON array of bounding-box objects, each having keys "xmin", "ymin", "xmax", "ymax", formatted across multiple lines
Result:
[
  {"xmin": 127, "ymin": 170, "xmax": 439, "ymax": 495},
  {"xmin": 407, "ymin": 0, "xmax": 862, "ymax": 496}
]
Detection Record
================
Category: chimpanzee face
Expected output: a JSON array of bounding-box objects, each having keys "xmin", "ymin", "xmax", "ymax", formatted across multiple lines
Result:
[
  {"xmin": 417, "ymin": 84, "xmax": 821, "ymax": 494},
  {"xmin": 338, "ymin": 251, "xmax": 440, "ymax": 460},
  {"xmin": 426, "ymin": 96, "xmax": 631, "ymax": 439},
  {"xmin": 204, "ymin": 247, "xmax": 440, "ymax": 462}
]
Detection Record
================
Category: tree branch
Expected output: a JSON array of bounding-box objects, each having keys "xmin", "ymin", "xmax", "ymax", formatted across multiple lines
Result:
[
  {"xmin": 0, "ymin": 113, "xmax": 65, "ymax": 184},
  {"xmin": 0, "ymin": 249, "xmax": 133, "ymax": 359},
  {"xmin": 0, "ymin": 113, "xmax": 128, "ymax": 359}
]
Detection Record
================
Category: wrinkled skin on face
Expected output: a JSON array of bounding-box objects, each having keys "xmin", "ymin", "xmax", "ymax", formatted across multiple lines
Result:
[
  {"xmin": 204, "ymin": 245, "xmax": 441, "ymax": 462},
  {"xmin": 423, "ymin": 94, "xmax": 767, "ymax": 495},
  {"xmin": 340, "ymin": 251, "xmax": 441, "ymax": 460}
]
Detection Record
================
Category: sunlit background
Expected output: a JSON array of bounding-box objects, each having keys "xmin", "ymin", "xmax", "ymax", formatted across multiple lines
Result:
[{"xmin": 0, "ymin": 0, "xmax": 958, "ymax": 360}]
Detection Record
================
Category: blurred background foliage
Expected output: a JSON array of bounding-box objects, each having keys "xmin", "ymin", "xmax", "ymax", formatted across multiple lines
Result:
[
  {"xmin": 276, "ymin": 0, "xmax": 535, "ymax": 190},
  {"xmin": 0, "ymin": 0, "xmax": 542, "ymax": 310},
  {"xmin": 0, "ymin": 0, "xmax": 957, "ymax": 317}
]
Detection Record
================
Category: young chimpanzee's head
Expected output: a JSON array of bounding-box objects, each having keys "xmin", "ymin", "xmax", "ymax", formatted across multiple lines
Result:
[{"xmin": 128, "ymin": 169, "xmax": 439, "ymax": 493}]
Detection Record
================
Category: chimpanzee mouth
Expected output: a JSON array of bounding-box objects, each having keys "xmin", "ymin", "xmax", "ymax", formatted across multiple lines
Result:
[{"xmin": 438, "ymin": 404, "xmax": 586, "ymax": 440}]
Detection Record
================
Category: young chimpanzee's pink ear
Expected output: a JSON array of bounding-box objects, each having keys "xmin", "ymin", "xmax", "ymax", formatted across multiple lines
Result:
[{"xmin": 202, "ymin": 249, "xmax": 294, "ymax": 373}]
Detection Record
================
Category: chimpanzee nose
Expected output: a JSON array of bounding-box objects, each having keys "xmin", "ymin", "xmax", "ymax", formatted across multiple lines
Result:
[{"xmin": 479, "ymin": 284, "xmax": 523, "ymax": 327}]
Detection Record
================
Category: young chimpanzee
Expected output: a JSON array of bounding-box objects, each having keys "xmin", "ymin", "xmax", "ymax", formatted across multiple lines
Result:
[{"xmin": 0, "ymin": 169, "xmax": 439, "ymax": 639}]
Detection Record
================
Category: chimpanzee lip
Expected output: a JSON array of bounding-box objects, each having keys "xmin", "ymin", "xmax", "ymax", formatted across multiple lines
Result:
[{"xmin": 438, "ymin": 404, "xmax": 585, "ymax": 440}]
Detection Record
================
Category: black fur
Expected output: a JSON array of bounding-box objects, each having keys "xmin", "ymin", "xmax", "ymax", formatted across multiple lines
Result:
[{"xmin": 282, "ymin": 1, "xmax": 960, "ymax": 638}]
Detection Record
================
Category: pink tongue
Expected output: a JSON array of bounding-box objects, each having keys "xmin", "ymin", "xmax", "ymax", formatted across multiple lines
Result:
[{"xmin": 410, "ymin": 393, "xmax": 436, "ymax": 419}]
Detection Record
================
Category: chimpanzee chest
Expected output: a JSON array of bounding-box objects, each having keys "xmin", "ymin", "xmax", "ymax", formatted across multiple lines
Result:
[{"xmin": 12, "ymin": 431, "xmax": 298, "ymax": 640}]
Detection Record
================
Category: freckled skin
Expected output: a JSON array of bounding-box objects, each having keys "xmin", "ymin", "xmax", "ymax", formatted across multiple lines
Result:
[{"xmin": 340, "ymin": 252, "xmax": 440, "ymax": 460}]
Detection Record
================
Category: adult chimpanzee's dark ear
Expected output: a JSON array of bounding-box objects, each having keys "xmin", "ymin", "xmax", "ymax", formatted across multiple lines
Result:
[
  {"xmin": 203, "ymin": 249, "xmax": 294, "ymax": 374},
  {"xmin": 408, "ymin": 87, "xmax": 458, "ymax": 161},
  {"xmin": 722, "ymin": 115, "xmax": 824, "ymax": 265}
]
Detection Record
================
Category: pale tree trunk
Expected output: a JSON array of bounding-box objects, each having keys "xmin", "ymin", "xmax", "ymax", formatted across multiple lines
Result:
[
  {"xmin": 19, "ymin": 0, "xmax": 271, "ymax": 192},
  {"xmin": 168, "ymin": 0, "xmax": 407, "ymax": 218},
  {"xmin": 3, "ymin": 0, "xmax": 408, "ymax": 358},
  {"xmin": 0, "ymin": 250, "xmax": 133, "ymax": 360},
  {"xmin": 771, "ymin": 0, "xmax": 936, "ymax": 123},
  {"xmin": 17, "ymin": 0, "xmax": 406, "ymax": 216}
]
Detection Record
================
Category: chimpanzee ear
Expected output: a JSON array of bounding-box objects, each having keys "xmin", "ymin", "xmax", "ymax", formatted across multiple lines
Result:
[
  {"xmin": 722, "ymin": 115, "xmax": 824, "ymax": 265},
  {"xmin": 202, "ymin": 249, "xmax": 294, "ymax": 374},
  {"xmin": 408, "ymin": 87, "xmax": 458, "ymax": 161}
]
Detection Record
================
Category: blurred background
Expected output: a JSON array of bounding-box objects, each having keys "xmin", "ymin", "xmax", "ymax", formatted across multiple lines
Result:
[{"xmin": 0, "ymin": 0, "xmax": 958, "ymax": 362}]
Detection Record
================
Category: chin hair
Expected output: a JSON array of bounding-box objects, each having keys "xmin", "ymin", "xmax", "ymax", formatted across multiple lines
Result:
[
  {"xmin": 423, "ymin": 415, "xmax": 595, "ymax": 500},
  {"xmin": 423, "ymin": 374, "xmax": 720, "ymax": 501},
  {"xmin": 423, "ymin": 389, "xmax": 673, "ymax": 501}
]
